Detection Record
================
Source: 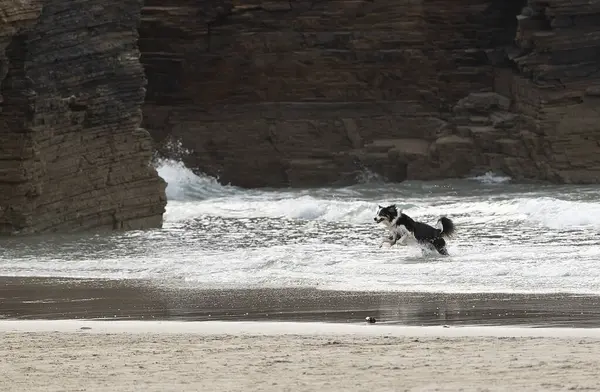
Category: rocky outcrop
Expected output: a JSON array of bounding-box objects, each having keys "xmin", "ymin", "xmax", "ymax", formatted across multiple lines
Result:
[
  {"xmin": 506, "ymin": 0, "xmax": 600, "ymax": 183},
  {"xmin": 433, "ymin": 0, "xmax": 600, "ymax": 184},
  {"xmin": 141, "ymin": 0, "xmax": 600, "ymax": 187},
  {"xmin": 0, "ymin": 0, "xmax": 167, "ymax": 234}
]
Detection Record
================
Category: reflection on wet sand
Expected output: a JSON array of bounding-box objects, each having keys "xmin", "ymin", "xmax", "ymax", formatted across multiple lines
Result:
[{"xmin": 1, "ymin": 277, "xmax": 599, "ymax": 327}]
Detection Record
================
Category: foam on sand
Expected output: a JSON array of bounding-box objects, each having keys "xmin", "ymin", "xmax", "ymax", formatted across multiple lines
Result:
[{"xmin": 2, "ymin": 319, "xmax": 600, "ymax": 338}]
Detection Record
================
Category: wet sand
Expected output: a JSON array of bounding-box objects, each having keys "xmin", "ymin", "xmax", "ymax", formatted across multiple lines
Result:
[
  {"xmin": 2, "ymin": 277, "xmax": 600, "ymax": 391},
  {"xmin": 1, "ymin": 276, "xmax": 600, "ymax": 327}
]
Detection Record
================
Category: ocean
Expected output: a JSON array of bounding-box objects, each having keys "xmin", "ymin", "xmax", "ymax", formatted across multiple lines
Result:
[{"xmin": 1, "ymin": 159, "xmax": 599, "ymax": 295}]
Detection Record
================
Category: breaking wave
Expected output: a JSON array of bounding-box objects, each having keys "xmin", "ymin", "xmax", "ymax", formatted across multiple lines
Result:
[
  {"xmin": 156, "ymin": 159, "xmax": 600, "ymax": 230},
  {"xmin": 156, "ymin": 158, "xmax": 241, "ymax": 201}
]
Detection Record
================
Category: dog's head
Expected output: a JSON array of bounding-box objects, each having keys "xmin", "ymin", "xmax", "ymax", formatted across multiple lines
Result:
[{"xmin": 374, "ymin": 204, "xmax": 400, "ymax": 224}]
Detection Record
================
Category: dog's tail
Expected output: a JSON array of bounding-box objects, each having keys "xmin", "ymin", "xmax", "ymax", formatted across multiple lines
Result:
[{"xmin": 438, "ymin": 216, "xmax": 455, "ymax": 238}]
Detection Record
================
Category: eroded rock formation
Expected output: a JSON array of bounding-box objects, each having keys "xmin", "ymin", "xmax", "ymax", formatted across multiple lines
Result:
[
  {"xmin": 434, "ymin": 0, "xmax": 600, "ymax": 184},
  {"xmin": 140, "ymin": 0, "xmax": 600, "ymax": 187},
  {"xmin": 0, "ymin": 0, "xmax": 167, "ymax": 234}
]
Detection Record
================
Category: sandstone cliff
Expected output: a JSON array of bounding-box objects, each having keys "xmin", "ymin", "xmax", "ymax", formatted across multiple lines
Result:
[
  {"xmin": 0, "ymin": 0, "xmax": 167, "ymax": 234},
  {"xmin": 140, "ymin": 0, "xmax": 600, "ymax": 187}
]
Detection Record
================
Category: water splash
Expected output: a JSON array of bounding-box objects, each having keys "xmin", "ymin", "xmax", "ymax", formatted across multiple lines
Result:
[
  {"xmin": 468, "ymin": 171, "xmax": 511, "ymax": 184},
  {"xmin": 155, "ymin": 158, "xmax": 240, "ymax": 201}
]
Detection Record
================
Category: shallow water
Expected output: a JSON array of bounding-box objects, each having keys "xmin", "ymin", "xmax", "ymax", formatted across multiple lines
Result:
[{"xmin": 1, "ymin": 160, "xmax": 600, "ymax": 294}]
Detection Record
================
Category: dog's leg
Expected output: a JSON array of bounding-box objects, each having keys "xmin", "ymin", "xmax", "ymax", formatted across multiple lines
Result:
[
  {"xmin": 380, "ymin": 233, "xmax": 399, "ymax": 248},
  {"xmin": 432, "ymin": 237, "xmax": 449, "ymax": 256},
  {"xmin": 396, "ymin": 234, "xmax": 410, "ymax": 246},
  {"xmin": 393, "ymin": 225, "xmax": 411, "ymax": 246}
]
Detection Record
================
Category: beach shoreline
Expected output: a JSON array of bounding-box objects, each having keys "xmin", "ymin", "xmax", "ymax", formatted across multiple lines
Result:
[
  {"xmin": 3, "ymin": 277, "xmax": 600, "ymax": 391},
  {"xmin": 3, "ymin": 319, "xmax": 600, "ymax": 337},
  {"xmin": 2, "ymin": 276, "xmax": 600, "ymax": 328}
]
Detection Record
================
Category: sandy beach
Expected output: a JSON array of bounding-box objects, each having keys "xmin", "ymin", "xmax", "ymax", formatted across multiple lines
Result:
[
  {"xmin": 2, "ymin": 278, "xmax": 600, "ymax": 391},
  {"xmin": 1, "ymin": 321, "xmax": 600, "ymax": 392}
]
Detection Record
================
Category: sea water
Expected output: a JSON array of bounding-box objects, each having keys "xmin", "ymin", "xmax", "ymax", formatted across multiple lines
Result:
[{"xmin": 1, "ymin": 159, "xmax": 599, "ymax": 294}]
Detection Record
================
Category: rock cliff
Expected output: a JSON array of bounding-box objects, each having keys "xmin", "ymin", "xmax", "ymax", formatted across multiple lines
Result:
[
  {"xmin": 140, "ymin": 0, "xmax": 600, "ymax": 187},
  {"xmin": 0, "ymin": 0, "xmax": 167, "ymax": 234}
]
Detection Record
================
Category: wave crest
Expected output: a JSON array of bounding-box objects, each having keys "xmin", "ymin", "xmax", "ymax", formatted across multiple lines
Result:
[
  {"xmin": 156, "ymin": 159, "xmax": 600, "ymax": 230},
  {"xmin": 156, "ymin": 158, "xmax": 240, "ymax": 201}
]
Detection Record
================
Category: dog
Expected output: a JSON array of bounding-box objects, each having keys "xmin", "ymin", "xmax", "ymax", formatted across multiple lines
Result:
[{"xmin": 374, "ymin": 204, "xmax": 455, "ymax": 255}]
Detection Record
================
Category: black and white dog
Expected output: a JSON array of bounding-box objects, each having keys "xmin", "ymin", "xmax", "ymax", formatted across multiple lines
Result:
[{"xmin": 374, "ymin": 204, "xmax": 455, "ymax": 255}]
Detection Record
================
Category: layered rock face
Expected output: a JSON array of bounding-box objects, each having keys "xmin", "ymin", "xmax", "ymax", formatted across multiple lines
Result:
[
  {"xmin": 140, "ymin": 0, "xmax": 600, "ymax": 187},
  {"xmin": 0, "ymin": 0, "xmax": 167, "ymax": 234},
  {"xmin": 436, "ymin": 0, "xmax": 600, "ymax": 184},
  {"xmin": 506, "ymin": 0, "xmax": 600, "ymax": 183}
]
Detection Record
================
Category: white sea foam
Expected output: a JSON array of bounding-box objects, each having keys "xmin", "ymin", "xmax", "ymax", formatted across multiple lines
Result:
[
  {"xmin": 157, "ymin": 160, "xmax": 600, "ymax": 229},
  {"xmin": 163, "ymin": 194, "xmax": 600, "ymax": 231},
  {"xmin": 1, "ymin": 159, "xmax": 600, "ymax": 294},
  {"xmin": 468, "ymin": 171, "xmax": 512, "ymax": 184},
  {"xmin": 156, "ymin": 158, "xmax": 241, "ymax": 200}
]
